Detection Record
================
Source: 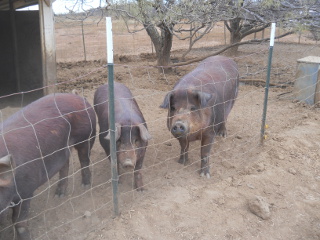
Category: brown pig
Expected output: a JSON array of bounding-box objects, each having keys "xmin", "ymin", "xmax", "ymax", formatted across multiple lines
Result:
[
  {"xmin": 93, "ymin": 82, "xmax": 151, "ymax": 191},
  {"xmin": 160, "ymin": 56, "xmax": 239, "ymax": 178},
  {"xmin": 0, "ymin": 93, "xmax": 96, "ymax": 240}
]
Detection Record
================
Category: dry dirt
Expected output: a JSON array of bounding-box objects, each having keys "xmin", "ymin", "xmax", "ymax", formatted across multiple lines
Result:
[{"xmin": 1, "ymin": 25, "xmax": 320, "ymax": 240}]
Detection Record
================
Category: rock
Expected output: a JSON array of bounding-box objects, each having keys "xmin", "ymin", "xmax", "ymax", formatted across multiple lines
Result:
[
  {"xmin": 254, "ymin": 163, "xmax": 265, "ymax": 172},
  {"xmin": 225, "ymin": 177, "xmax": 233, "ymax": 184},
  {"xmin": 248, "ymin": 196, "xmax": 271, "ymax": 220},
  {"xmin": 221, "ymin": 160, "xmax": 234, "ymax": 169},
  {"xmin": 84, "ymin": 211, "xmax": 91, "ymax": 218},
  {"xmin": 288, "ymin": 168, "xmax": 297, "ymax": 175}
]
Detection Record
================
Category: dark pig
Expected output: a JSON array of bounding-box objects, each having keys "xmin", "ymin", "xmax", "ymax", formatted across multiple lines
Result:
[
  {"xmin": 160, "ymin": 56, "xmax": 239, "ymax": 178},
  {"xmin": 0, "ymin": 93, "xmax": 96, "ymax": 240},
  {"xmin": 94, "ymin": 82, "xmax": 151, "ymax": 191}
]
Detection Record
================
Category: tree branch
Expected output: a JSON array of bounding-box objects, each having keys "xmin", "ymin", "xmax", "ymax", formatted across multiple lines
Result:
[
  {"xmin": 240, "ymin": 23, "xmax": 270, "ymax": 39},
  {"xmin": 167, "ymin": 31, "xmax": 294, "ymax": 67}
]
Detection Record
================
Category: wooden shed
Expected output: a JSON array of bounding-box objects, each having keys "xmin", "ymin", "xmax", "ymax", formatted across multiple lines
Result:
[{"xmin": 0, "ymin": 0, "xmax": 56, "ymax": 106}]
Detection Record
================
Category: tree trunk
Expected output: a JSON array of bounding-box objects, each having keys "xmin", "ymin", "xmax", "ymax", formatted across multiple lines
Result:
[
  {"xmin": 143, "ymin": 21, "xmax": 173, "ymax": 73},
  {"xmin": 225, "ymin": 19, "xmax": 242, "ymax": 56},
  {"xmin": 156, "ymin": 24, "xmax": 173, "ymax": 72},
  {"xmin": 228, "ymin": 30, "xmax": 242, "ymax": 55},
  {"xmin": 225, "ymin": 18, "xmax": 242, "ymax": 56}
]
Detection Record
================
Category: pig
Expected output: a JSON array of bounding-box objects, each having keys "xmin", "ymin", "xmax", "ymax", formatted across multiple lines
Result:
[
  {"xmin": 93, "ymin": 82, "xmax": 151, "ymax": 191},
  {"xmin": 0, "ymin": 93, "xmax": 96, "ymax": 240},
  {"xmin": 160, "ymin": 55, "xmax": 239, "ymax": 178}
]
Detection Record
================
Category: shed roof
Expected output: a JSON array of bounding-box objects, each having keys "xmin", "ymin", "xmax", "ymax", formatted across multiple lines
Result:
[{"xmin": 0, "ymin": 0, "xmax": 39, "ymax": 11}]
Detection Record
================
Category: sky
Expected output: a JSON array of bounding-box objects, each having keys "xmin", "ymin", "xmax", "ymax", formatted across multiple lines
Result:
[{"xmin": 21, "ymin": 0, "xmax": 106, "ymax": 14}]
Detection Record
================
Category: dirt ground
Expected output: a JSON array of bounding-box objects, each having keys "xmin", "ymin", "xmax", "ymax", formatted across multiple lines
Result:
[{"xmin": 1, "ymin": 25, "xmax": 320, "ymax": 240}]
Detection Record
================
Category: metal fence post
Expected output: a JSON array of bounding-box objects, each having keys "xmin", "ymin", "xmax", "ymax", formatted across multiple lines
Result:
[
  {"xmin": 106, "ymin": 17, "xmax": 119, "ymax": 216},
  {"xmin": 260, "ymin": 23, "xmax": 276, "ymax": 145}
]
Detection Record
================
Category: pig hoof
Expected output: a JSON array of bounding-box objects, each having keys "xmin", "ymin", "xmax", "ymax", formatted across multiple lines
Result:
[
  {"xmin": 82, "ymin": 183, "xmax": 91, "ymax": 189},
  {"xmin": 200, "ymin": 172, "xmax": 211, "ymax": 179},
  {"xmin": 54, "ymin": 192, "xmax": 65, "ymax": 198},
  {"xmin": 219, "ymin": 131, "xmax": 227, "ymax": 138},
  {"xmin": 136, "ymin": 187, "xmax": 145, "ymax": 192},
  {"xmin": 55, "ymin": 188, "xmax": 66, "ymax": 198},
  {"xmin": 178, "ymin": 158, "xmax": 187, "ymax": 165},
  {"xmin": 54, "ymin": 189, "xmax": 65, "ymax": 198}
]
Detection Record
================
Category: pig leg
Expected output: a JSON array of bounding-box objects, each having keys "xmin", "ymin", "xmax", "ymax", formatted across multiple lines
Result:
[
  {"xmin": 200, "ymin": 135, "xmax": 214, "ymax": 178},
  {"xmin": 55, "ymin": 160, "xmax": 69, "ymax": 197},
  {"xmin": 217, "ymin": 122, "xmax": 227, "ymax": 137},
  {"xmin": 178, "ymin": 137, "xmax": 189, "ymax": 165},
  {"xmin": 75, "ymin": 142, "xmax": 92, "ymax": 187},
  {"xmin": 134, "ymin": 158, "xmax": 144, "ymax": 191},
  {"xmin": 12, "ymin": 200, "xmax": 31, "ymax": 240}
]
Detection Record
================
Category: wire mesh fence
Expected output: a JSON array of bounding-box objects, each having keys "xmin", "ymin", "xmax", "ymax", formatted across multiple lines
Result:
[{"xmin": 1, "ymin": 10, "xmax": 320, "ymax": 240}]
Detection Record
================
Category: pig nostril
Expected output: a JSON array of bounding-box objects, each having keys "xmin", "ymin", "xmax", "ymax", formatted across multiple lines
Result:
[
  {"xmin": 179, "ymin": 125, "xmax": 185, "ymax": 131},
  {"xmin": 172, "ymin": 126, "xmax": 177, "ymax": 132}
]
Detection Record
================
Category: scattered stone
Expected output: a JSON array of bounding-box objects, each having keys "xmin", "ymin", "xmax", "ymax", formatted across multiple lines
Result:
[
  {"xmin": 254, "ymin": 163, "xmax": 265, "ymax": 172},
  {"xmin": 84, "ymin": 211, "xmax": 91, "ymax": 218},
  {"xmin": 248, "ymin": 195, "xmax": 271, "ymax": 220},
  {"xmin": 164, "ymin": 142, "xmax": 172, "ymax": 146},
  {"xmin": 278, "ymin": 155, "xmax": 285, "ymax": 160},
  {"xmin": 235, "ymin": 135, "xmax": 242, "ymax": 139},
  {"xmin": 217, "ymin": 197, "xmax": 225, "ymax": 205},
  {"xmin": 221, "ymin": 160, "xmax": 235, "ymax": 169},
  {"xmin": 231, "ymin": 177, "xmax": 242, "ymax": 187},
  {"xmin": 244, "ymin": 166, "xmax": 255, "ymax": 175},
  {"xmin": 225, "ymin": 177, "xmax": 233, "ymax": 184},
  {"xmin": 288, "ymin": 168, "xmax": 297, "ymax": 175}
]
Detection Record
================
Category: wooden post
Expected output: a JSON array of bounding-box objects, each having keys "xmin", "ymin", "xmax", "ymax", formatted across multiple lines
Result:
[
  {"xmin": 81, "ymin": 20, "xmax": 87, "ymax": 61},
  {"xmin": 39, "ymin": 0, "xmax": 57, "ymax": 95}
]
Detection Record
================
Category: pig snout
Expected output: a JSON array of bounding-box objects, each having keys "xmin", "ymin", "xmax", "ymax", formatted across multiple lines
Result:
[
  {"xmin": 122, "ymin": 159, "xmax": 134, "ymax": 168},
  {"xmin": 118, "ymin": 149, "xmax": 136, "ymax": 169},
  {"xmin": 171, "ymin": 121, "xmax": 189, "ymax": 137}
]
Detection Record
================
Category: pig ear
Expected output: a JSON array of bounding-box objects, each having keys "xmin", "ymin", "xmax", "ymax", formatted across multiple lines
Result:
[
  {"xmin": 105, "ymin": 123, "xmax": 122, "ymax": 141},
  {"xmin": 160, "ymin": 92, "xmax": 172, "ymax": 109},
  {"xmin": 138, "ymin": 124, "xmax": 152, "ymax": 142},
  {"xmin": 193, "ymin": 90, "xmax": 212, "ymax": 107},
  {"xmin": 0, "ymin": 154, "xmax": 15, "ymax": 187}
]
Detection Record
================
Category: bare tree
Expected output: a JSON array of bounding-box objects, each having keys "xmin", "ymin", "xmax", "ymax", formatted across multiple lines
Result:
[
  {"xmin": 109, "ymin": 0, "xmax": 320, "ymax": 67},
  {"xmin": 110, "ymin": 0, "xmax": 176, "ymax": 71},
  {"xmin": 223, "ymin": 0, "xmax": 320, "ymax": 55},
  {"xmin": 110, "ymin": 0, "xmax": 219, "ymax": 70}
]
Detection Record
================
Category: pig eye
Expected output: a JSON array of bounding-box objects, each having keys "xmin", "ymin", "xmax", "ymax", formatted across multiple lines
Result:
[
  {"xmin": 190, "ymin": 106, "xmax": 197, "ymax": 111},
  {"xmin": 170, "ymin": 106, "xmax": 175, "ymax": 111}
]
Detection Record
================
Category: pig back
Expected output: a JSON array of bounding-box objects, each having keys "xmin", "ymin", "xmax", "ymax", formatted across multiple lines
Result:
[
  {"xmin": 175, "ymin": 56, "xmax": 238, "ymax": 95},
  {"xmin": 94, "ymin": 82, "xmax": 146, "ymax": 128},
  {"xmin": 175, "ymin": 56, "xmax": 239, "ymax": 116},
  {"xmin": 0, "ymin": 93, "xmax": 96, "ymax": 191}
]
